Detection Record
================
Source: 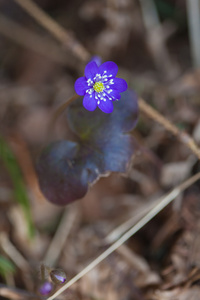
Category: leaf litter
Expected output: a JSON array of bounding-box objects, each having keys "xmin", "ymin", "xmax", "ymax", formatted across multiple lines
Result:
[{"xmin": 0, "ymin": 1, "xmax": 200, "ymax": 300}]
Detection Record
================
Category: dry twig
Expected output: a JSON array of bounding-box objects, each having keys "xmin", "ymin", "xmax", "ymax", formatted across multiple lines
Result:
[
  {"xmin": 0, "ymin": 14, "xmax": 69, "ymax": 65},
  {"xmin": 13, "ymin": 0, "xmax": 90, "ymax": 63},
  {"xmin": 139, "ymin": 98, "xmax": 200, "ymax": 160},
  {"xmin": 0, "ymin": 233, "xmax": 30, "ymax": 272},
  {"xmin": 104, "ymin": 198, "xmax": 158, "ymax": 244}
]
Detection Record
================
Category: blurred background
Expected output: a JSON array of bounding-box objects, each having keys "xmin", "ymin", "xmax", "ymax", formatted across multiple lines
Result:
[{"xmin": 0, "ymin": 1, "xmax": 200, "ymax": 299}]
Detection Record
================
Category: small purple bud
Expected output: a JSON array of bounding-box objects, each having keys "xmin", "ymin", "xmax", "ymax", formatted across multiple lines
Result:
[
  {"xmin": 89, "ymin": 55, "xmax": 102, "ymax": 67},
  {"xmin": 39, "ymin": 281, "xmax": 53, "ymax": 295},
  {"xmin": 50, "ymin": 269, "xmax": 67, "ymax": 284}
]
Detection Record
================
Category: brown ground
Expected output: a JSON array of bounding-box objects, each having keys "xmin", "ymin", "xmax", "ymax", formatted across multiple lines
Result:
[{"xmin": 0, "ymin": 1, "xmax": 200, "ymax": 299}]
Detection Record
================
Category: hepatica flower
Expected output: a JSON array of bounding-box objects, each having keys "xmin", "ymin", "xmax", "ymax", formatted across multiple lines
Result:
[{"xmin": 74, "ymin": 61, "xmax": 128, "ymax": 113}]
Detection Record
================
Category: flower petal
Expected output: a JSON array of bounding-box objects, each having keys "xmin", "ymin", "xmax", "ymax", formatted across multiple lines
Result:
[
  {"xmin": 99, "ymin": 61, "xmax": 118, "ymax": 77},
  {"xmin": 83, "ymin": 93, "xmax": 97, "ymax": 111},
  {"xmin": 98, "ymin": 99, "xmax": 113, "ymax": 113},
  {"xmin": 112, "ymin": 78, "xmax": 128, "ymax": 92},
  {"xmin": 85, "ymin": 61, "xmax": 99, "ymax": 79},
  {"xmin": 74, "ymin": 77, "xmax": 88, "ymax": 95},
  {"xmin": 107, "ymin": 89, "xmax": 121, "ymax": 101}
]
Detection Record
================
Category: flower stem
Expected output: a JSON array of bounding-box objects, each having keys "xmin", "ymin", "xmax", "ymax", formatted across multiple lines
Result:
[
  {"xmin": 40, "ymin": 263, "xmax": 46, "ymax": 281},
  {"xmin": 49, "ymin": 94, "xmax": 79, "ymax": 131}
]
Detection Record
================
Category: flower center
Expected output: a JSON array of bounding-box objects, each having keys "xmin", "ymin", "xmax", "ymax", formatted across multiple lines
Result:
[{"xmin": 93, "ymin": 82, "xmax": 104, "ymax": 93}]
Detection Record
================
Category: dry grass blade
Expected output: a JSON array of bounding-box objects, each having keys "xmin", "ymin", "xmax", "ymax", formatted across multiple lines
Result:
[
  {"xmin": 138, "ymin": 0, "xmax": 179, "ymax": 80},
  {"xmin": 44, "ymin": 204, "xmax": 79, "ymax": 266},
  {"xmin": 0, "ymin": 14, "xmax": 69, "ymax": 65},
  {"xmin": 104, "ymin": 199, "xmax": 158, "ymax": 244},
  {"xmin": 0, "ymin": 233, "xmax": 30, "ymax": 272},
  {"xmin": 186, "ymin": 0, "xmax": 200, "ymax": 68},
  {"xmin": 8, "ymin": 134, "xmax": 46, "ymax": 204},
  {"xmin": 46, "ymin": 172, "xmax": 200, "ymax": 300}
]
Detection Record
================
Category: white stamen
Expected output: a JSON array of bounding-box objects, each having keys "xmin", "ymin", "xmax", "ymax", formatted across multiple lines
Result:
[
  {"xmin": 94, "ymin": 74, "xmax": 101, "ymax": 81},
  {"xmin": 87, "ymin": 88, "xmax": 93, "ymax": 94},
  {"xmin": 87, "ymin": 78, "xmax": 94, "ymax": 86}
]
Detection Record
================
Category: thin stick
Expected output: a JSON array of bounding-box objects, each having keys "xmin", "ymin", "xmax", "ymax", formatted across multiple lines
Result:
[
  {"xmin": 139, "ymin": 98, "xmax": 200, "ymax": 160},
  {"xmin": 104, "ymin": 198, "xmax": 158, "ymax": 244},
  {"xmin": 0, "ymin": 233, "xmax": 33, "ymax": 291},
  {"xmin": 0, "ymin": 14, "xmax": 68, "ymax": 65},
  {"xmin": 13, "ymin": 0, "xmax": 90, "ymax": 62},
  {"xmin": 46, "ymin": 172, "xmax": 200, "ymax": 300},
  {"xmin": 0, "ymin": 233, "xmax": 30, "ymax": 272},
  {"xmin": 138, "ymin": 0, "xmax": 179, "ymax": 80}
]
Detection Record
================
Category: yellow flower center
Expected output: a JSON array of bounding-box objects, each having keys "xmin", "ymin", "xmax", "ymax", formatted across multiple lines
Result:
[{"xmin": 93, "ymin": 82, "xmax": 104, "ymax": 93}]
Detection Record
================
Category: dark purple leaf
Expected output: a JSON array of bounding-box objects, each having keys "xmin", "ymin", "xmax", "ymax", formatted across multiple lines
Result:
[{"xmin": 37, "ymin": 89, "xmax": 138, "ymax": 205}]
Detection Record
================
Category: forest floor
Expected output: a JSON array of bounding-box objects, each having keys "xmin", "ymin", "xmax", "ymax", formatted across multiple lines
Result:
[{"xmin": 0, "ymin": 1, "xmax": 200, "ymax": 299}]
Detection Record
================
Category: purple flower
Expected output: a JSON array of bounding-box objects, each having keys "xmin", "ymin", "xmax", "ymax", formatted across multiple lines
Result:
[
  {"xmin": 74, "ymin": 61, "xmax": 128, "ymax": 113},
  {"xmin": 39, "ymin": 281, "xmax": 53, "ymax": 295}
]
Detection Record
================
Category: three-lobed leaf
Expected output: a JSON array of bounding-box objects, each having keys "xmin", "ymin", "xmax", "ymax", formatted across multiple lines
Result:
[{"xmin": 37, "ymin": 89, "xmax": 138, "ymax": 205}]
